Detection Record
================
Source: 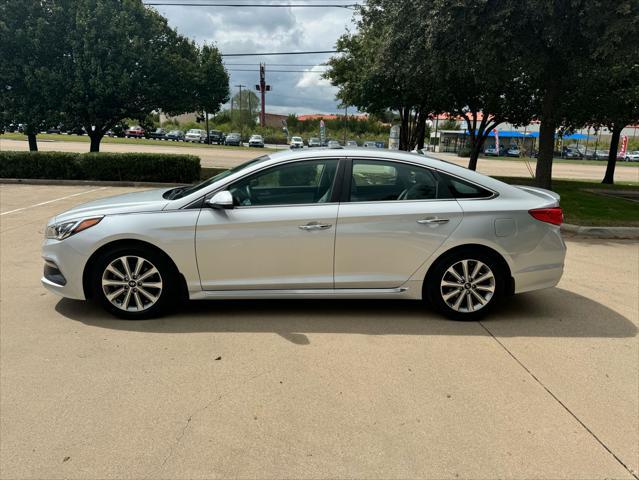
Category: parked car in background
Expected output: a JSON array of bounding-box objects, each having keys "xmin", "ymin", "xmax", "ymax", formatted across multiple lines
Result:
[
  {"xmin": 506, "ymin": 146, "xmax": 521, "ymax": 157},
  {"xmin": 225, "ymin": 132, "xmax": 242, "ymax": 146},
  {"xmin": 149, "ymin": 128, "xmax": 167, "ymax": 140},
  {"xmin": 248, "ymin": 134, "xmax": 265, "ymax": 148},
  {"xmin": 327, "ymin": 140, "xmax": 342, "ymax": 148},
  {"xmin": 41, "ymin": 149, "xmax": 566, "ymax": 321},
  {"xmin": 362, "ymin": 141, "xmax": 378, "ymax": 148},
  {"xmin": 562, "ymin": 147, "xmax": 583, "ymax": 159},
  {"xmin": 485, "ymin": 145, "xmax": 508, "ymax": 156},
  {"xmin": 346, "ymin": 140, "xmax": 358, "ymax": 147},
  {"xmin": 308, "ymin": 137, "xmax": 321, "ymax": 148},
  {"xmin": 624, "ymin": 150, "xmax": 639, "ymax": 162},
  {"xmin": 290, "ymin": 136, "xmax": 304, "ymax": 149},
  {"xmin": 165, "ymin": 130, "xmax": 185, "ymax": 142},
  {"xmin": 208, "ymin": 130, "xmax": 226, "ymax": 145},
  {"xmin": 66, "ymin": 126, "xmax": 86, "ymax": 136},
  {"xmin": 591, "ymin": 149, "xmax": 609, "ymax": 160},
  {"xmin": 185, "ymin": 129, "xmax": 207, "ymax": 143},
  {"xmin": 46, "ymin": 126, "xmax": 62, "ymax": 134},
  {"xmin": 125, "ymin": 126, "xmax": 145, "ymax": 138}
]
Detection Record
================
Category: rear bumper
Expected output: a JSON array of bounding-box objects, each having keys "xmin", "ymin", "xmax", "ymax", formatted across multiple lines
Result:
[
  {"xmin": 513, "ymin": 264, "xmax": 564, "ymax": 293},
  {"xmin": 511, "ymin": 227, "xmax": 566, "ymax": 294}
]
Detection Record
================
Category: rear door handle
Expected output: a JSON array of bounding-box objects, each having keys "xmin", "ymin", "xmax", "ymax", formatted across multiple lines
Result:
[
  {"xmin": 299, "ymin": 222, "xmax": 332, "ymax": 231},
  {"xmin": 417, "ymin": 217, "xmax": 449, "ymax": 225}
]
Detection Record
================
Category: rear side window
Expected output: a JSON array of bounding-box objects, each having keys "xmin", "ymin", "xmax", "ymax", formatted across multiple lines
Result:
[
  {"xmin": 438, "ymin": 172, "xmax": 494, "ymax": 199},
  {"xmin": 351, "ymin": 160, "xmax": 445, "ymax": 201},
  {"xmin": 349, "ymin": 159, "xmax": 493, "ymax": 202}
]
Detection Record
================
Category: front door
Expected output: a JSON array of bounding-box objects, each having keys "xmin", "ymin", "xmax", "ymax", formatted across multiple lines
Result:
[{"xmin": 196, "ymin": 158, "xmax": 340, "ymax": 290}]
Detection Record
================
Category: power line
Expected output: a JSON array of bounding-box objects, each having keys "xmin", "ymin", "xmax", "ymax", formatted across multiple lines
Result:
[
  {"xmin": 145, "ymin": 2, "xmax": 357, "ymax": 8},
  {"xmin": 224, "ymin": 63, "xmax": 327, "ymax": 67},
  {"xmin": 221, "ymin": 50, "xmax": 337, "ymax": 57},
  {"xmin": 227, "ymin": 69, "xmax": 326, "ymax": 72}
]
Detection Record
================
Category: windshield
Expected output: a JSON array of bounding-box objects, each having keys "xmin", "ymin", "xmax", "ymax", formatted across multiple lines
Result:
[
  {"xmin": 292, "ymin": 137, "xmax": 302, "ymax": 141},
  {"xmin": 164, "ymin": 155, "xmax": 271, "ymax": 200}
]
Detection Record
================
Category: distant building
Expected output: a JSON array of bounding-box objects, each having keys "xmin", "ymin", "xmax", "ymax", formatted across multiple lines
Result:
[
  {"xmin": 159, "ymin": 112, "xmax": 199, "ymax": 125},
  {"xmin": 263, "ymin": 113, "xmax": 288, "ymax": 128},
  {"xmin": 297, "ymin": 113, "xmax": 369, "ymax": 122}
]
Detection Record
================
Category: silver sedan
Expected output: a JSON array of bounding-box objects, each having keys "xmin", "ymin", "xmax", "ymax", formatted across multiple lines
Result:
[{"xmin": 42, "ymin": 149, "xmax": 566, "ymax": 320}]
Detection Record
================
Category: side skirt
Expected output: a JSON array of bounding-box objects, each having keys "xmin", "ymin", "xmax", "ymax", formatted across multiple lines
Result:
[{"xmin": 189, "ymin": 286, "xmax": 420, "ymax": 301}]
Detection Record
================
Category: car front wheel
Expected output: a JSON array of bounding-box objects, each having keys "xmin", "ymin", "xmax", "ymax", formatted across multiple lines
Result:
[
  {"xmin": 426, "ymin": 250, "xmax": 505, "ymax": 320},
  {"xmin": 91, "ymin": 247, "xmax": 177, "ymax": 319}
]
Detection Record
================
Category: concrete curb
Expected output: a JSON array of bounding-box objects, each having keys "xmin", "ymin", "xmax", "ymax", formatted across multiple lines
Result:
[
  {"xmin": 561, "ymin": 223, "xmax": 639, "ymax": 240},
  {"xmin": 2, "ymin": 178, "xmax": 638, "ymax": 239},
  {"xmin": 0, "ymin": 178, "xmax": 182, "ymax": 188}
]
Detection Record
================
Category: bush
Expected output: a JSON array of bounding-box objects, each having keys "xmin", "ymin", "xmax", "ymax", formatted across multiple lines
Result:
[
  {"xmin": 457, "ymin": 148, "xmax": 471, "ymax": 157},
  {"xmin": 0, "ymin": 151, "xmax": 201, "ymax": 183}
]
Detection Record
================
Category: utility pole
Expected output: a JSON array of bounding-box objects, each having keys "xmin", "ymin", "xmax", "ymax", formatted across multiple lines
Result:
[
  {"xmin": 235, "ymin": 84, "xmax": 245, "ymax": 142},
  {"xmin": 205, "ymin": 110, "xmax": 210, "ymax": 145},
  {"xmin": 343, "ymin": 106, "xmax": 347, "ymax": 145},
  {"xmin": 256, "ymin": 63, "xmax": 271, "ymax": 128}
]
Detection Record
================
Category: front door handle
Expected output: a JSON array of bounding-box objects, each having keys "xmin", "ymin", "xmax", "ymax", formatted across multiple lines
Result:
[
  {"xmin": 417, "ymin": 217, "xmax": 450, "ymax": 225},
  {"xmin": 299, "ymin": 222, "xmax": 332, "ymax": 231}
]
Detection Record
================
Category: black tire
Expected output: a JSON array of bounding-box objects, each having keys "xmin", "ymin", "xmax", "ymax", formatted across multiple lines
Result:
[
  {"xmin": 91, "ymin": 245, "xmax": 177, "ymax": 320},
  {"xmin": 425, "ymin": 249, "xmax": 505, "ymax": 321}
]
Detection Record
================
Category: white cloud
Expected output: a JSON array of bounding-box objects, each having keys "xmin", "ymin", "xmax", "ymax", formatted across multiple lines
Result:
[{"xmin": 152, "ymin": 3, "xmax": 355, "ymax": 114}]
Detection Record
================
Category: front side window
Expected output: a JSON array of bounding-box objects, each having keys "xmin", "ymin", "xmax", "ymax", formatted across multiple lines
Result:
[{"xmin": 229, "ymin": 159, "xmax": 339, "ymax": 206}]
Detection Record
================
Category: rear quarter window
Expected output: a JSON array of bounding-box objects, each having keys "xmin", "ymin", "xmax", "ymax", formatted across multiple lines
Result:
[{"xmin": 438, "ymin": 172, "xmax": 494, "ymax": 199}]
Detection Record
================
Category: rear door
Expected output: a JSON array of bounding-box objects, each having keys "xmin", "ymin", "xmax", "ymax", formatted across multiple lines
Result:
[{"xmin": 334, "ymin": 158, "xmax": 464, "ymax": 288}]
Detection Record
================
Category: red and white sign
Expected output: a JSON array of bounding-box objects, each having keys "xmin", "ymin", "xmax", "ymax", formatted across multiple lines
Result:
[{"xmin": 619, "ymin": 135, "xmax": 628, "ymax": 157}]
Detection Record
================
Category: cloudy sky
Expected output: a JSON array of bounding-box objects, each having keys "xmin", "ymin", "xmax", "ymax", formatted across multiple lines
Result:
[{"xmin": 150, "ymin": 1, "xmax": 357, "ymax": 114}]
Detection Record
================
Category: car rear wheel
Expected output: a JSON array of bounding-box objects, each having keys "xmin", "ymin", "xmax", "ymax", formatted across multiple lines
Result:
[
  {"xmin": 91, "ymin": 246, "xmax": 176, "ymax": 319},
  {"xmin": 426, "ymin": 250, "xmax": 505, "ymax": 320}
]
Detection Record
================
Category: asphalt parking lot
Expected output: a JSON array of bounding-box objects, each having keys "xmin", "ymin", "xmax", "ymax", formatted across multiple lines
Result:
[{"xmin": 1, "ymin": 184, "xmax": 638, "ymax": 479}]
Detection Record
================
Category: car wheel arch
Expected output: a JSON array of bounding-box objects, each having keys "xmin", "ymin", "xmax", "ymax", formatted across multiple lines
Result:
[
  {"xmin": 82, "ymin": 239, "xmax": 188, "ymax": 301},
  {"xmin": 422, "ymin": 243, "xmax": 515, "ymax": 298}
]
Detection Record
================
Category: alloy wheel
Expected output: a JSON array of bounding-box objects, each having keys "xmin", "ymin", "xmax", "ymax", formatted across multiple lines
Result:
[
  {"xmin": 101, "ymin": 256, "xmax": 163, "ymax": 312},
  {"xmin": 440, "ymin": 259, "xmax": 495, "ymax": 313}
]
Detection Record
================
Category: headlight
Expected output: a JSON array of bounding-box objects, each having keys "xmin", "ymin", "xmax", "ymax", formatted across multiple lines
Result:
[{"xmin": 45, "ymin": 216, "xmax": 103, "ymax": 240}]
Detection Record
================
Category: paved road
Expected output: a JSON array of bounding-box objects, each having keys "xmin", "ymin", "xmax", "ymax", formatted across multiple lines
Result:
[
  {"xmin": 2, "ymin": 138, "xmax": 638, "ymax": 183},
  {"xmin": 1, "ymin": 184, "xmax": 638, "ymax": 479}
]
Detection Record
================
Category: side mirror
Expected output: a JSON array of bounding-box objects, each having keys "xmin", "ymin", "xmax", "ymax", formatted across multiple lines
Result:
[{"xmin": 207, "ymin": 190, "xmax": 234, "ymax": 209}]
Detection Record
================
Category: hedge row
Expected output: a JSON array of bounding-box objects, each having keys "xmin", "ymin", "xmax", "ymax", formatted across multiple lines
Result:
[{"xmin": 0, "ymin": 151, "xmax": 201, "ymax": 183}]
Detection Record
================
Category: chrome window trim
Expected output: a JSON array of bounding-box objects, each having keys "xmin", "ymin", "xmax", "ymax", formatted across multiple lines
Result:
[
  {"xmin": 347, "ymin": 156, "xmax": 499, "ymax": 202},
  {"xmin": 181, "ymin": 154, "xmax": 498, "ymax": 210}
]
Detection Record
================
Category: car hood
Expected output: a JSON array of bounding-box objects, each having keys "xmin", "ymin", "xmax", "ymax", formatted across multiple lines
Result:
[{"xmin": 53, "ymin": 188, "xmax": 172, "ymax": 223}]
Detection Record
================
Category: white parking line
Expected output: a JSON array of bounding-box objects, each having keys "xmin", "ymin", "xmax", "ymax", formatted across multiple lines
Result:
[{"xmin": 0, "ymin": 187, "xmax": 108, "ymax": 216}]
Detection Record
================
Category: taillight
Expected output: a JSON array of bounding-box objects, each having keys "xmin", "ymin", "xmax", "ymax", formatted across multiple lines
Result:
[{"xmin": 529, "ymin": 207, "xmax": 563, "ymax": 226}]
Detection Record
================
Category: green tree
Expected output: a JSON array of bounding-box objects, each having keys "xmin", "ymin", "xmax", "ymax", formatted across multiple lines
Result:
[
  {"xmin": 508, "ymin": 0, "xmax": 633, "ymax": 188},
  {"xmin": 326, "ymin": 0, "xmax": 434, "ymax": 150},
  {"xmin": 0, "ymin": 0, "xmax": 68, "ymax": 151},
  {"xmin": 192, "ymin": 44, "xmax": 230, "ymax": 120},
  {"xmin": 230, "ymin": 89, "xmax": 259, "ymax": 127},
  {"xmin": 558, "ymin": 1, "xmax": 639, "ymax": 185},
  {"xmin": 59, "ymin": 0, "xmax": 219, "ymax": 152},
  {"xmin": 425, "ymin": 0, "xmax": 536, "ymax": 170}
]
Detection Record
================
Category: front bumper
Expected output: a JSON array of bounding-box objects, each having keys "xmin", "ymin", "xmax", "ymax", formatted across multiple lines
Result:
[{"xmin": 41, "ymin": 238, "xmax": 88, "ymax": 300}]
